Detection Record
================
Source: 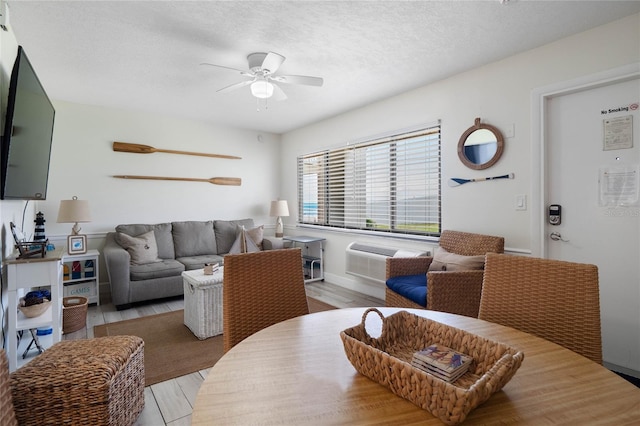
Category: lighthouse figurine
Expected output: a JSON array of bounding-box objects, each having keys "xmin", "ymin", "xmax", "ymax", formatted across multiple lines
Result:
[{"xmin": 34, "ymin": 212, "xmax": 46, "ymax": 242}]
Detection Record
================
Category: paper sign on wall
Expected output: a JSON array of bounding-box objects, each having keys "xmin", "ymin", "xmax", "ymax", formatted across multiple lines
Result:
[
  {"xmin": 599, "ymin": 164, "xmax": 639, "ymax": 206},
  {"xmin": 603, "ymin": 115, "xmax": 633, "ymax": 151}
]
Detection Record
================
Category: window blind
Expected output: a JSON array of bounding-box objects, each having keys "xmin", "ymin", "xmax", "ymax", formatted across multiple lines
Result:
[{"xmin": 297, "ymin": 124, "xmax": 441, "ymax": 236}]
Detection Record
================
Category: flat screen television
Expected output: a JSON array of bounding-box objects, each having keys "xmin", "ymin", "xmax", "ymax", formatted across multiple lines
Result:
[{"xmin": 1, "ymin": 45, "xmax": 55, "ymax": 200}]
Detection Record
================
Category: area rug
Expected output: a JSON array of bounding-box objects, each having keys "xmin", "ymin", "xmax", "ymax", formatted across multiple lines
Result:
[{"xmin": 94, "ymin": 297, "xmax": 335, "ymax": 386}]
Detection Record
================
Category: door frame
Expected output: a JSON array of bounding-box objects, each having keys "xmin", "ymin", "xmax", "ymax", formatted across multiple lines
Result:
[{"xmin": 530, "ymin": 63, "xmax": 640, "ymax": 258}]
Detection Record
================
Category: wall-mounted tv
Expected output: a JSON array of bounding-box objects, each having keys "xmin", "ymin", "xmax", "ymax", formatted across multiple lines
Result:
[{"xmin": 1, "ymin": 46, "xmax": 55, "ymax": 200}]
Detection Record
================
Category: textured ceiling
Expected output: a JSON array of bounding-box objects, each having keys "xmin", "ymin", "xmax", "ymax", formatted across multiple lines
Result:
[{"xmin": 5, "ymin": 1, "xmax": 640, "ymax": 134}]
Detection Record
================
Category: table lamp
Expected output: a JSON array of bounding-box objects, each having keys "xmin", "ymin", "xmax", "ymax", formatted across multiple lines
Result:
[
  {"xmin": 57, "ymin": 196, "xmax": 91, "ymax": 254},
  {"xmin": 270, "ymin": 200, "xmax": 289, "ymax": 238}
]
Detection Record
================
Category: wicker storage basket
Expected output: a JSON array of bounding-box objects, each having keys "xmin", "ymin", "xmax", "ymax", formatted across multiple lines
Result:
[
  {"xmin": 340, "ymin": 308, "xmax": 525, "ymax": 425},
  {"xmin": 62, "ymin": 296, "xmax": 88, "ymax": 334}
]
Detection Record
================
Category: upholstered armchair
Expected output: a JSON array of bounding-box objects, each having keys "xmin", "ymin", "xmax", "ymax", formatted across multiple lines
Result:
[{"xmin": 385, "ymin": 230, "xmax": 504, "ymax": 317}]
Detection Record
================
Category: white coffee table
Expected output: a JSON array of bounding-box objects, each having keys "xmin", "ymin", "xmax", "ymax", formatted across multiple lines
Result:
[{"xmin": 182, "ymin": 267, "xmax": 223, "ymax": 339}]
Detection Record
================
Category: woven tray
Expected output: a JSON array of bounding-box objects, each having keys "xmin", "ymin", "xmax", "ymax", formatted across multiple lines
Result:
[
  {"xmin": 340, "ymin": 308, "xmax": 525, "ymax": 425},
  {"xmin": 18, "ymin": 299, "xmax": 51, "ymax": 318}
]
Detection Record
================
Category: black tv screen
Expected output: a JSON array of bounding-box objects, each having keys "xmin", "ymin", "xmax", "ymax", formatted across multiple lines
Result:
[{"xmin": 1, "ymin": 46, "xmax": 55, "ymax": 200}]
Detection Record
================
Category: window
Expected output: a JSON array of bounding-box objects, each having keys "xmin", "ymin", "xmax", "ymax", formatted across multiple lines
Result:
[{"xmin": 297, "ymin": 124, "xmax": 441, "ymax": 236}]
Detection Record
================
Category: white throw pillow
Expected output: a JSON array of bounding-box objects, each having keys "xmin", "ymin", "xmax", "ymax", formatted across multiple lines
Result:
[
  {"xmin": 428, "ymin": 247, "xmax": 485, "ymax": 272},
  {"xmin": 117, "ymin": 231, "xmax": 162, "ymax": 265}
]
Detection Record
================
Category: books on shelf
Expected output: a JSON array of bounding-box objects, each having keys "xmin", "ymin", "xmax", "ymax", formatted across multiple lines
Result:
[{"xmin": 411, "ymin": 343, "xmax": 473, "ymax": 383}]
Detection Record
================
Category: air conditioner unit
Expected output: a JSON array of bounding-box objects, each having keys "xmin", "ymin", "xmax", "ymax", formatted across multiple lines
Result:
[{"xmin": 345, "ymin": 242, "xmax": 428, "ymax": 283}]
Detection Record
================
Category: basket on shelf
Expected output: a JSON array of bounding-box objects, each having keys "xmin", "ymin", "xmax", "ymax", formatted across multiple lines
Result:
[
  {"xmin": 62, "ymin": 296, "xmax": 88, "ymax": 334},
  {"xmin": 340, "ymin": 308, "xmax": 525, "ymax": 425},
  {"xmin": 18, "ymin": 299, "xmax": 51, "ymax": 318}
]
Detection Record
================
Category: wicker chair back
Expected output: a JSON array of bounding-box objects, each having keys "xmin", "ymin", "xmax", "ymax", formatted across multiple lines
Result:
[
  {"xmin": 223, "ymin": 248, "xmax": 310, "ymax": 352},
  {"xmin": 479, "ymin": 253, "xmax": 602, "ymax": 364}
]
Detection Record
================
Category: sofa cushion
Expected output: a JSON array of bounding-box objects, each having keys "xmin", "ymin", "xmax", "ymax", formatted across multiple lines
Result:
[
  {"xmin": 214, "ymin": 218, "xmax": 255, "ymax": 254},
  {"xmin": 177, "ymin": 254, "xmax": 225, "ymax": 271},
  {"xmin": 129, "ymin": 259, "xmax": 185, "ymax": 281},
  {"xmin": 386, "ymin": 274, "xmax": 427, "ymax": 307},
  {"xmin": 116, "ymin": 231, "xmax": 162, "ymax": 265},
  {"xmin": 116, "ymin": 223, "xmax": 175, "ymax": 259},
  {"xmin": 172, "ymin": 221, "xmax": 216, "ymax": 258},
  {"xmin": 428, "ymin": 247, "xmax": 485, "ymax": 272}
]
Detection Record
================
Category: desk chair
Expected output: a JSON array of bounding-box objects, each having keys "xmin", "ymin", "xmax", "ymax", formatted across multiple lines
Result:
[
  {"xmin": 223, "ymin": 248, "xmax": 309, "ymax": 352},
  {"xmin": 479, "ymin": 253, "xmax": 602, "ymax": 364},
  {"xmin": 385, "ymin": 230, "xmax": 504, "ymax": 317}
]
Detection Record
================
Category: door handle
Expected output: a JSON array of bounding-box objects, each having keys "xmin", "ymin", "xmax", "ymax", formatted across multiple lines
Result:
[{"xmin": 550, "ymin": 232, "xmax": 569, "ymax": 242}]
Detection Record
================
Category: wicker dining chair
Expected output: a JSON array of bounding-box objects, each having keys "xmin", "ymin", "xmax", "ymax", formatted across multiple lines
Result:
[
  {"xmin": 223, "ymin": 248, "xmax": 310, "ymax": 352},
  {"xmin": 479, "ymin": 253, "xmax": 602, "ymax": 364},
  {"xmin": 0, "ymin": 349, "xmax": 17, "ymax": 426},
  {"xmin": 385, "ymin": 230, "xmax": 504, "ymax": 317}
]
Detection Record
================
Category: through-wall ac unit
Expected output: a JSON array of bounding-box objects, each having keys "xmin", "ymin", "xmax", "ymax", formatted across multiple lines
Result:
[{"xmin": 345, "ymin": 242, "xmax": 429, "ymax": 283}]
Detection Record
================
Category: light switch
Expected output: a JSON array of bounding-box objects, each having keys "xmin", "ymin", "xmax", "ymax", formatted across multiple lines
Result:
[{"xmin": 516, "ymin": 194, "xmax": 527, "ymax": 210}]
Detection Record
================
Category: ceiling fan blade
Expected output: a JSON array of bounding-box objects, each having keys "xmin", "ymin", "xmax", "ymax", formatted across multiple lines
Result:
[
  {"xmin": 273, "ymin": 74, "xmax": 324, "ymax": 87},
  {"xmin": 261, "ymin": 52, "xmax": 285, "ymax": 74},
  {"xmin": 217, "ymin": 79, "xmax": 254, "ymax": 93},
  {"xmin": 200, "ymin": 62, "xmax": 254, "ymax": 77},
  {"xmin": 200, "ymin": 62, "xmax": 249, "ymax": 74},
  {"xmin": 272, "ymin": 83, "xmax": 288, "ymax": 101}
]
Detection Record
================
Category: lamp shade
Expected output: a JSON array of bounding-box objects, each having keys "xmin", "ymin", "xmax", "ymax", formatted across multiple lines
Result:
[
  {"xmin": 57, "ymin": 196, "xmax": 91, "ymax": 224},
  {"xmin": 270, "ymin": 200, "xmax": 289, "ymax": 217}
]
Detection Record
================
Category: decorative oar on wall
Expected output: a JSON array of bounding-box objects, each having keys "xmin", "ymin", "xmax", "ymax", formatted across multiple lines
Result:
[
  {"xmin": 448, "ymin": 173, "xmax": 514, "ymax": 187},
  {"xmin": 113, "ymin": 142, "xmax": 241, "ymax": 160},
  {"xmin": 113, "ymin": 175, "xmax": 241, "ymax": 186}
]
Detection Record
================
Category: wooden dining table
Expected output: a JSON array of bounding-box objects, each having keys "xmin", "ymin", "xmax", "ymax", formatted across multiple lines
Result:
[{"xmin": 191, "ymin": 307, "xmax": 640, "ymax": 425}]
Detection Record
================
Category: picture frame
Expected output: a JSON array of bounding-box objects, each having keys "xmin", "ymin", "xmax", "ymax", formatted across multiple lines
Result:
[{"xmin": 67, "ymin": 235, "xmax": 87, "ymax": 255}]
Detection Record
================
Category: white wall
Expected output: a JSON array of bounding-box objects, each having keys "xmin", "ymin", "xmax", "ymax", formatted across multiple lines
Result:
[
  {"xmin": 35, "ymin": 101, "xmax": 281, "ymax": 237},
  {"xmin": 281, "ymin": 13, "xmax": 640, "ymax": 285}
]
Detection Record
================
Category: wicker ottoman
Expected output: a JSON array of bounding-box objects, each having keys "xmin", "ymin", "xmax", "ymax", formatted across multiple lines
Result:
[
  {"xmin": 10, "ymin": 335, "xmax": 144, "ymax": 426},
  {"xmin": 183, "ymin": 267, "xmax": 224, "ymax": 339}
]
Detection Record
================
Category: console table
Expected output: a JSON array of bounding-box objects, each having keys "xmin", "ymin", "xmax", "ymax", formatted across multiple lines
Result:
[
  {"xmin": 5, "ymin": 248, "xmax": 64, "ymax": 372},
  {"xmin": 283, "ymin": 236, "xmax": 325, "ymax": 283}
]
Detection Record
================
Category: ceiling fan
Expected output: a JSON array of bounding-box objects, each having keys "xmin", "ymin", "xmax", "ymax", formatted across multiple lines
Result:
[{"xmin": 201, "ymin": 51, "xmax": 323, "ymax": 101}]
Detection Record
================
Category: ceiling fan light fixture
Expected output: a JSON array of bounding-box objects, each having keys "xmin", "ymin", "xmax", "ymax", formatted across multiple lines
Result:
[{"xmin": 251, "ymin": 80, "xmax": 274, "ymax": 99}]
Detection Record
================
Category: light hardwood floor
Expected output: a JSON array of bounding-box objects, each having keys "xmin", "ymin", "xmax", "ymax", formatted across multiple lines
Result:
[{"xmin": 39, "ymin": 282, "xmax": 383, "ymax": 425}]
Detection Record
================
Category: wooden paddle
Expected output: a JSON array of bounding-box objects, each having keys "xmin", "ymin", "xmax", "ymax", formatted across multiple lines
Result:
[
  {"xmin": 113, "ymin": 141, "xmax": 242, "ymax": 160},
  {"xmin": 448, "ymin": 173, "xmax": 514, "ymax": 187},
  {"xmin": 113, "ymin": 175, "xmax": 241, "ymax": 186}
]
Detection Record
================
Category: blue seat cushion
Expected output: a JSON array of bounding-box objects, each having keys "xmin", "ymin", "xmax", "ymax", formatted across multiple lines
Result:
[{"xmin": 386, "ymin": 274, "xmax": 427, "ymax": 307}]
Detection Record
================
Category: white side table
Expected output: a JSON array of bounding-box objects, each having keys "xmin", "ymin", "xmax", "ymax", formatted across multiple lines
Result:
[
  {"xmin": 182, "ymin": 268, "xmax": 224, "ymax": 339},
  {"xmin": 283, "ymin": 236, "xmax": 326, "ymax": 283},
  {"xmin": 5, "ymin": 248, "xmax": 64, "ymax": 372},
  {"xmin": 62, "ymin": 250, "xmax": 100, "ymax": 305}
]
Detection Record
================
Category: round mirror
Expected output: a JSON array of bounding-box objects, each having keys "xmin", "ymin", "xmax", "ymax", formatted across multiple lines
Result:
[{"xmin": 457, "ymin": 118, "xmax": 504, "ymax": 170}]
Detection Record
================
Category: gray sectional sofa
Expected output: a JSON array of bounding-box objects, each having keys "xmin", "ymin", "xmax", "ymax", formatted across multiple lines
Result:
[{"xmin": 104, "ymin": 218, "xmax": 259, "ymax": 310}]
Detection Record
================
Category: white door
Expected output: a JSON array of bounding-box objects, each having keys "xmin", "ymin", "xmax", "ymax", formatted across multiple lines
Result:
[{"xmin": 545, "ymin": 76, "xmax": 640, "ymax": 374}]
